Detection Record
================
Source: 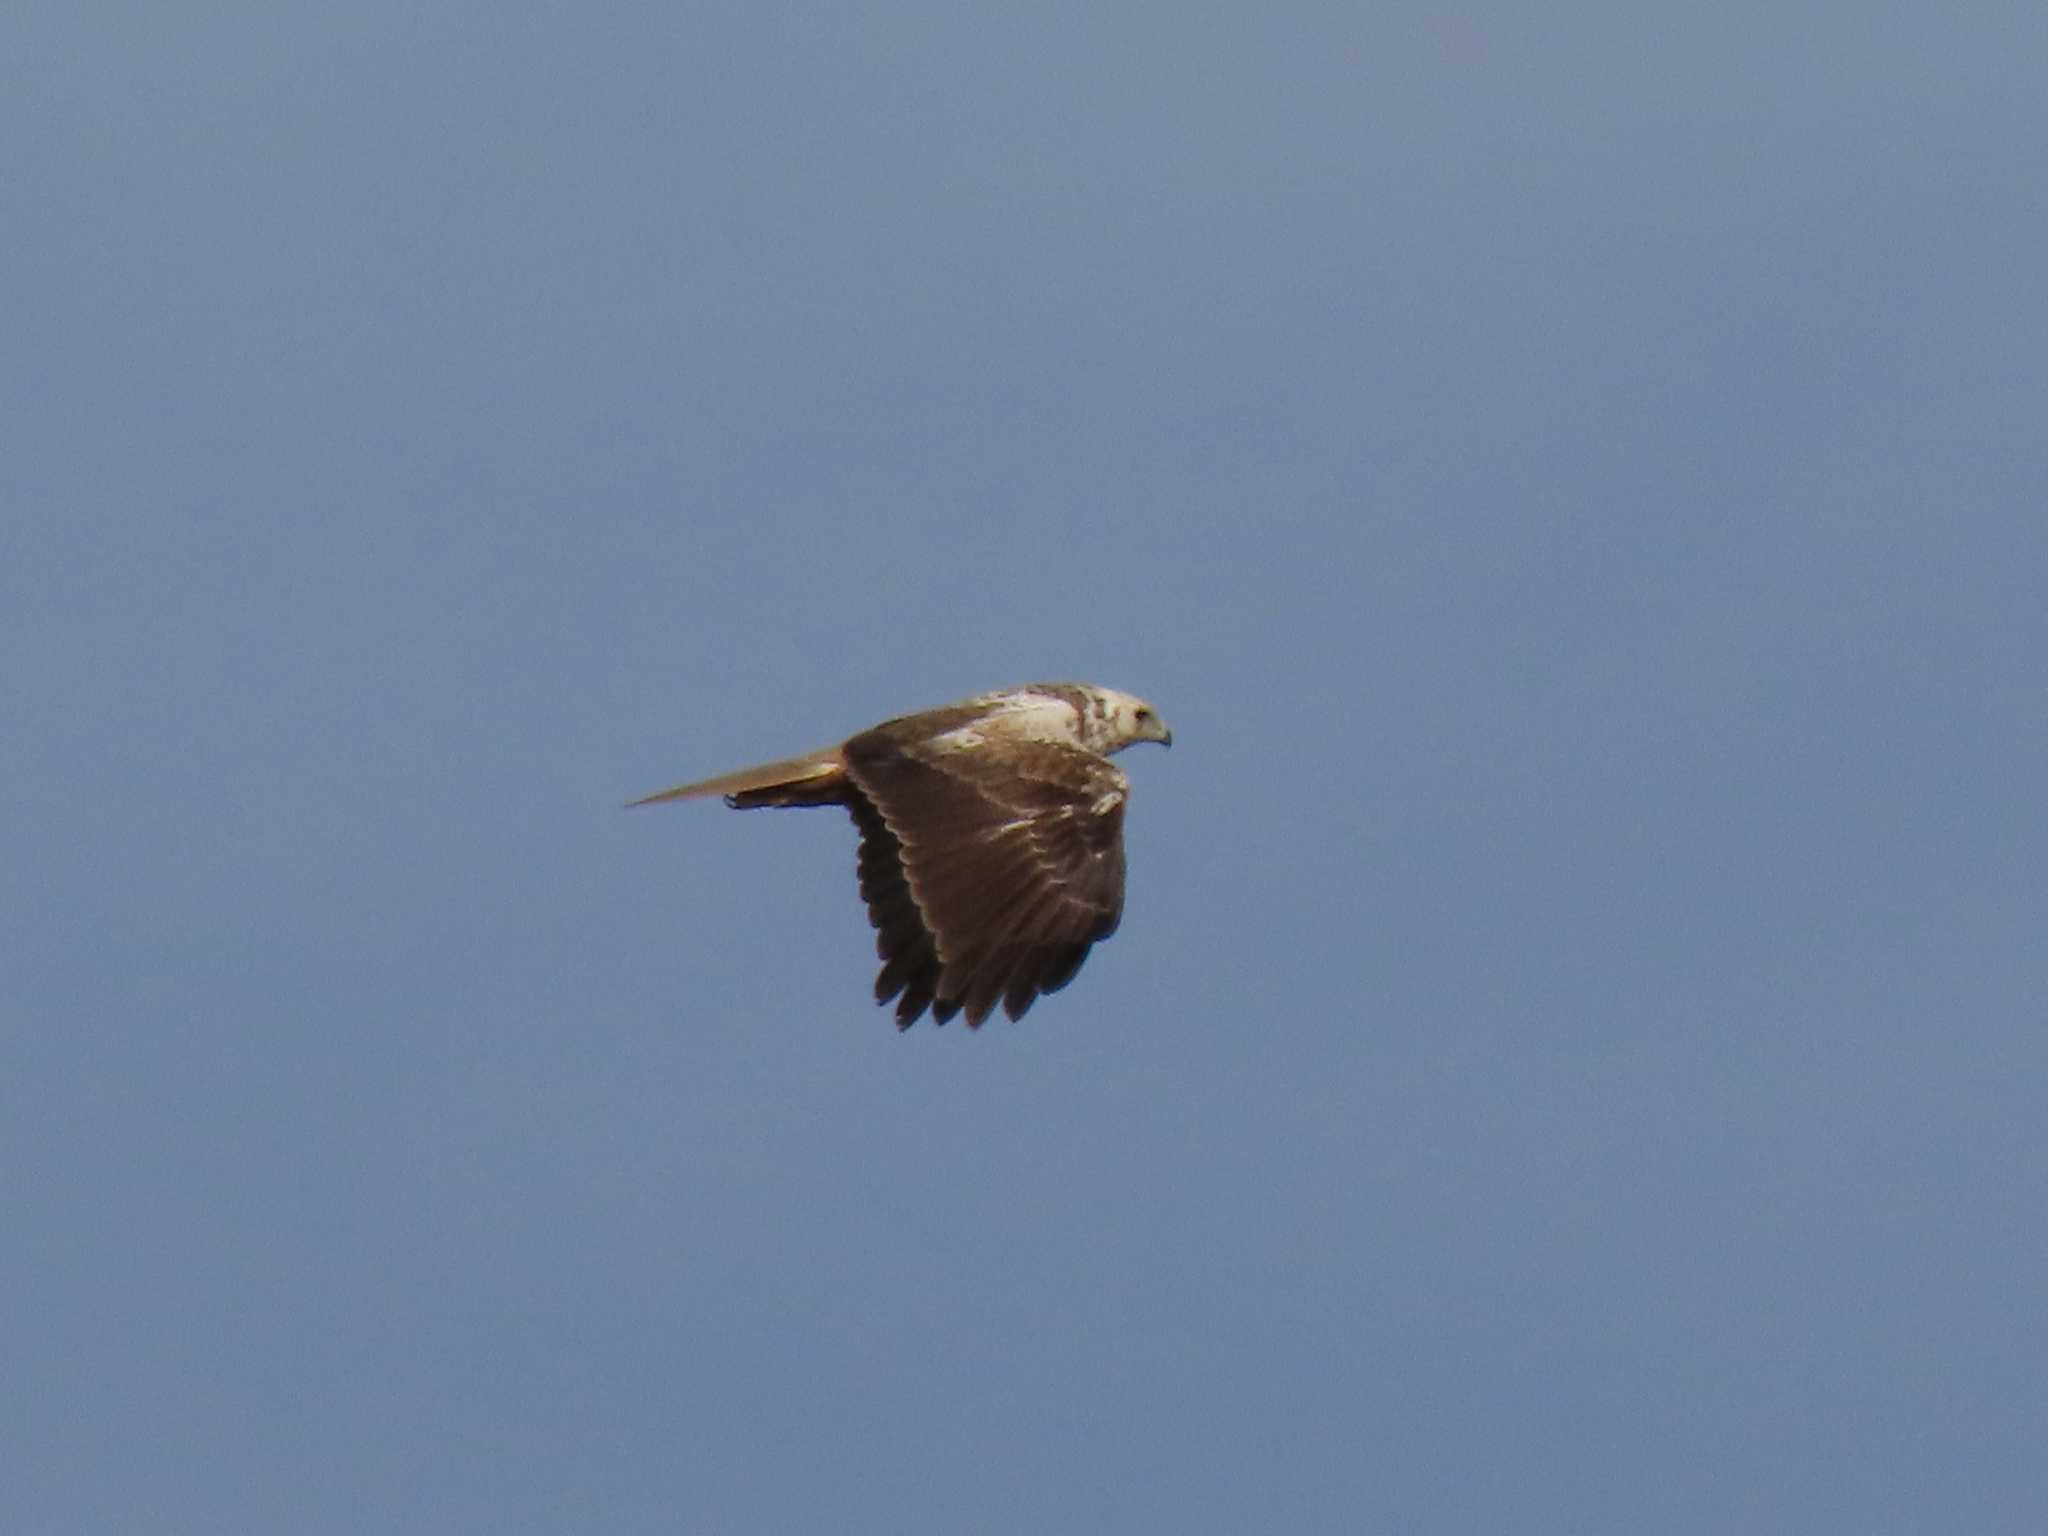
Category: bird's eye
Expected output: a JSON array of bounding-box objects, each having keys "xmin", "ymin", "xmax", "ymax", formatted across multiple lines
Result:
[{"xmin": 1135, "ymin": 707, "xmax": 1151, "ymax": 720}]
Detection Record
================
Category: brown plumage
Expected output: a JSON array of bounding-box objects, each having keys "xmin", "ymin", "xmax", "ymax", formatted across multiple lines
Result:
[{"xmin": 630, "ymin": 683, "xmax": 1172, "ymax": 1028}]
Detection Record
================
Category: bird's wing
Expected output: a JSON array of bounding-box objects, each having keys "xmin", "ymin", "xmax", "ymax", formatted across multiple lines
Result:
[
  {"xmin": 626, "ymin": 748, "xmax": 845, "ymax": 808},
  {"xmin": 842, "ymin": 729, "xmax": 1129, "ymax": 1027}
]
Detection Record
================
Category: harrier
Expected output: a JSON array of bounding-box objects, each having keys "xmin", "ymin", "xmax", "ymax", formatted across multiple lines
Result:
[{"xmin": 631, "ymin": 683, "xmax": 1172, "ymax": 1028}]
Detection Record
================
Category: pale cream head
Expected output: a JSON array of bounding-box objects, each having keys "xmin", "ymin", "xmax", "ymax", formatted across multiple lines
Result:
[{"xmin": 1069, "ymin": 685, "xmax": 1173, "ymax": 755}]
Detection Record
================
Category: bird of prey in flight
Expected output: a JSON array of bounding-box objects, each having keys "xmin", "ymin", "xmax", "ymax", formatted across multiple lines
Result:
[{"xmin": 631, "ymin": 682, "xmax": 1172, "ymax": 1028}]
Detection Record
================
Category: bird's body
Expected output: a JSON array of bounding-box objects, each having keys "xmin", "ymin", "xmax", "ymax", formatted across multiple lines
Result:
[{"xmin": 632, "ymin": 683, "xmax": 1172, "ymax": 1028}]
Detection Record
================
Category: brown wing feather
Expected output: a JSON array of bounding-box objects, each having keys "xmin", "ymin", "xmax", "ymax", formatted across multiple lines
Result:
[
  {"xmin": 845, "ymin": 790, "xmax": 956, "ymax": 1027},
  {"xmin": 843, "ymin": 729, "xmax": 1128, "ymax": 1027}
]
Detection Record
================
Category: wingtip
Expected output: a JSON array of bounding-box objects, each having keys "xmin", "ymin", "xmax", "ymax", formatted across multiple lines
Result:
[{"xmin": 624, "ymin": 784, "xmax": 693, "ymax": 810}]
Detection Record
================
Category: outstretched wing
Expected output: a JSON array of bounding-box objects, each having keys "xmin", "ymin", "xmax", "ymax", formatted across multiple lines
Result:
[
  {"xmin": 843, "ymin": 728, "xmax": 1129, "ymax": 1028},
  {"xmin": 626, "ymin": 747, "xmax": 845, "ymax": 809}
]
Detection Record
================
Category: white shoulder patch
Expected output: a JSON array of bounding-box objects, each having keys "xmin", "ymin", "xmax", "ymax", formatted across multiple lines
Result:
[
  {"xmin": 929, "ymin": 726, "xmax": 985, "ymax": 753},
  {"xmin": 981, "ymin": 693, "xmax": 1087, "ymax": 747}
]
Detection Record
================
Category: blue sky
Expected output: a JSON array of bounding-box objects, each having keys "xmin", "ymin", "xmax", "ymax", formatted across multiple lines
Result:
[{"xmin": 6, "ymin": 4, "xmax": 2045, "ymax": 1531}]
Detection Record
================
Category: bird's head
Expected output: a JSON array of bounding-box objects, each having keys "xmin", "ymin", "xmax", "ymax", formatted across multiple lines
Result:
[{"xmin": 1096, "ymin": 688, "xmax": 1173, "ymax": 754}]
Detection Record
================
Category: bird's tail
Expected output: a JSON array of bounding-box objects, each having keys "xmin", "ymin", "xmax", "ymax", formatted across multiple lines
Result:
[{"xmin": 627, "ymin": 748, "xmax": 847, "ymax": 810}]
